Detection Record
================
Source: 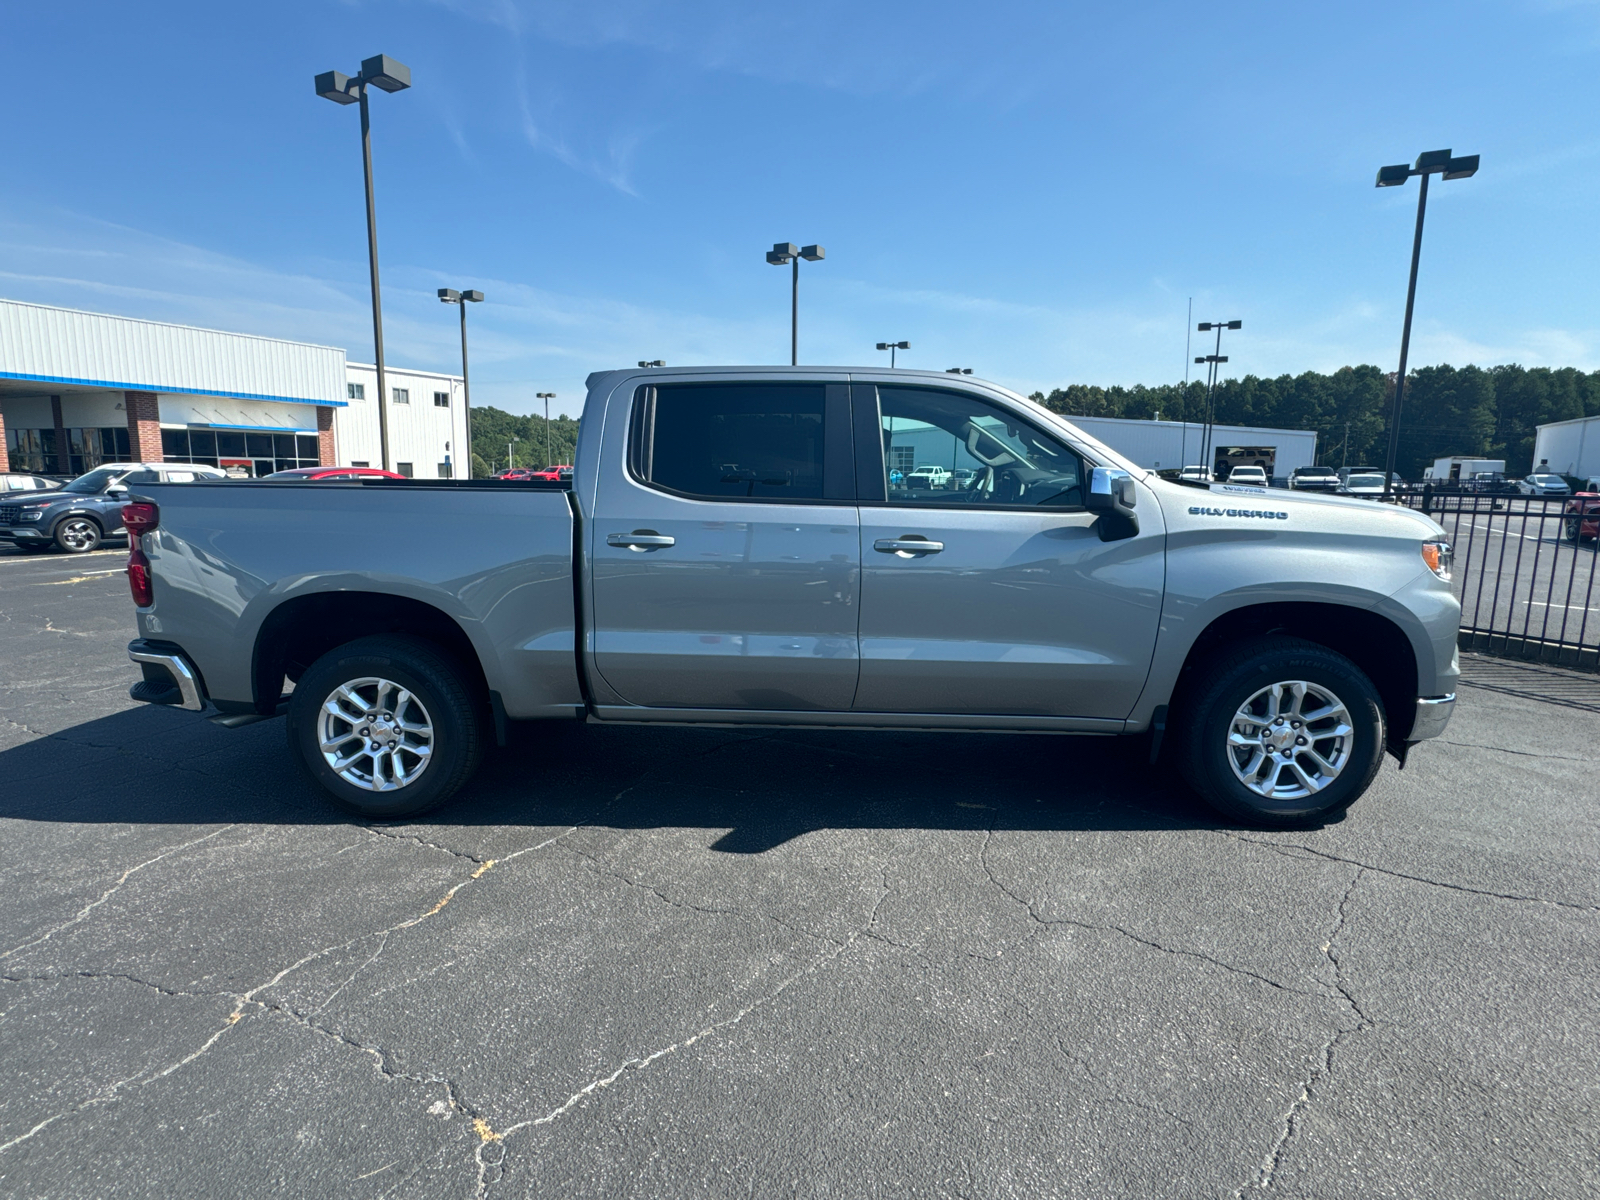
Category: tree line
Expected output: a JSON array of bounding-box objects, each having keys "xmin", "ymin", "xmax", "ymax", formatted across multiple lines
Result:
[
  {"xmin": 1028, "ymin": 364, "xmax": 1600, "ymax": 478},
  {"xmin": 466, "ymin": 405, "xmax": 580, "ymax": 477}
]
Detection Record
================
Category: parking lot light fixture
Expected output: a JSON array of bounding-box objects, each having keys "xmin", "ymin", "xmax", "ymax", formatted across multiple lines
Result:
[
  {"xmin": 637, "ymin": 360, "xmax": 665, "ymax": 368},
  {"xmin": 875, "ymin": 341, "xmax": 910, "ymax": 368},
  {"xmin": 1193, "ymin": 319, "xmax": 1241, "ymax": 476},
  {"xmin": 438, "ymin": 288, "xmax": 484, "ymax": 476},
  {"xmin": 945, "ymin": 367, "xmax": 972, "ymax": 375},
  {"xmin": 766, "ymin": 243, "xmax": 825, "ymax": 366},
  {"xmin": 537, "ymin": 392, "xmax": 556, "ymax": 467},
  {"xmin": 316, "ymin": 53, "xmax": 412, "ymax": 471},
  {"xmin": 1374, "ymin": 147, "xmax": 1480, "ymax": 499}
]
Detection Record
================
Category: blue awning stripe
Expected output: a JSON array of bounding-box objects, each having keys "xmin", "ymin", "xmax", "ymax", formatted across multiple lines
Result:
[{"xmin": 0, "ymin": 370, "xmax": 348, "ymax": 407}]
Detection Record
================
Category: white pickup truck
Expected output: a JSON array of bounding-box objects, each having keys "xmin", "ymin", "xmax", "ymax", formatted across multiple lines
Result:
[{"xmin": 121, "ymin": 366, "xmax": 1460, "ymax": 828}]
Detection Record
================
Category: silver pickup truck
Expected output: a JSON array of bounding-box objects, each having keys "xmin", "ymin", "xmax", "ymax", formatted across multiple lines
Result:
[{"xmin": 122, "ymin": 366, "xmax": 1459, "ymax": 827}]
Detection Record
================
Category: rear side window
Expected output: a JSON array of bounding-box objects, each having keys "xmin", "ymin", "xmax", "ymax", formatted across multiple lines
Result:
[{"xmin": 631, "ymin": 383, "xmax": 827, "ymax": 501}]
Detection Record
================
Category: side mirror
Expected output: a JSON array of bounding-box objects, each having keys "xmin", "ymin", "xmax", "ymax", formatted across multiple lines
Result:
[
  {"xmin": 105, "ymin": 485, "xmax": 128, "ymax": 497},
  {"xmin": 1086, "ymin": 467, "xmax": 1139, "ymax": 541}
]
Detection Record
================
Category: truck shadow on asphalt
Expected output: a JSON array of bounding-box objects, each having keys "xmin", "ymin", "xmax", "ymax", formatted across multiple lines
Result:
[{"xmin": 0, "ymin": 706, "xmax": 1304, "ymax": 850}]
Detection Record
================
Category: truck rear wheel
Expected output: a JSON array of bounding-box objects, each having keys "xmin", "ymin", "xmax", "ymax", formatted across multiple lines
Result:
[
  {"xmin": 287, "ymin": 635, "xmax": 484, "ymax": 819},
  {"xmin": 1177, "ymin": 636, "xmax": 1385, "ymax": 828}
]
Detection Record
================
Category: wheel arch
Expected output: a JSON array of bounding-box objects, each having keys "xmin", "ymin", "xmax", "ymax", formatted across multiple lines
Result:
[
  {"xmin": 251, "ymin": 591, "xmax": 491, "ymax": 716},
  {"xmin": 1166, "ymin": 601, "xmax": 1421, "ymax": 740}
]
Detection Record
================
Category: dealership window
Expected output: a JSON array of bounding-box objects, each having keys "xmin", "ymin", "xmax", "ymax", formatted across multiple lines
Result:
[
  {"xmin": 437, "ymin": 462, "xmax": 452, "ymax": 478},
  {"xmin": 434, "ymin": 391, "xmax": 450, "ymax": 407},
  {"xmin": 5, "ymin": 426, "xmax": 129, "ymax": 475},
  {"xmin": 347, "ymin": 382, "xmax": 365, "ymax": 400},
  {"xmin": 393, "ymin": 387, "xmax": 410, "ymax": 405},
  {"xmin": 352, "ymin": 461, "xmax": 370, "ymax": 468},
  {"xmin": 159, "ymin": 428, "xmax": 321, "ymax": 477},
  {"xmin": 396, "ymin": 462, "xmax": 414, "ymax": 477}
]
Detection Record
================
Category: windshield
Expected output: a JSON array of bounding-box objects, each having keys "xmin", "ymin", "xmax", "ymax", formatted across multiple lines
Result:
[
  {"xmin": 1346, "ymin": 475, "xmax": 1384, "ymax": 487},
  {"xmin": 1298, "ymin": 468, "xmax": 1335, "ymax": 476},
  {"xmin": 1529, "ymin": 475, "xmax": 1563, "ymax": 485},
  {"xmin": 60, "ymin": 467, "xmax": 123, "ymax": 494}
]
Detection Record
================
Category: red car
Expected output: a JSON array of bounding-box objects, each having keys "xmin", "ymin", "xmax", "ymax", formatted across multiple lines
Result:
[
  {"xmin": 263, "ymin": 466, "xmax": 407, "ymax": 481},
  {"xmin": 1564, "ymin": 492, "xmax": 1600, "ymax": 542}
]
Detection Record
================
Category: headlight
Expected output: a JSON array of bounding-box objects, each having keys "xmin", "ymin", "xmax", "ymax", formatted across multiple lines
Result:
[
  {"xmin": 1421, "ymin": 537, "xmax": 1452, "ymax": 581},
  {"xmin": 18, "ymin": 507, "xmax": 46, "ymax": 521}
]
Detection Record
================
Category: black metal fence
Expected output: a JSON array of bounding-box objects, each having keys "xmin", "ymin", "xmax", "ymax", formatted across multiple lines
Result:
[{"xmin": 1396, "ymin": 489, "xmax": 1600, "ymax": 671}]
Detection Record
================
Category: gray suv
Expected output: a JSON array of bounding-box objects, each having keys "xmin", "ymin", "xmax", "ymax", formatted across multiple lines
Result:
[{"xmin": 0, "ymin": 462, "xmax": 225, "ymax": 553}]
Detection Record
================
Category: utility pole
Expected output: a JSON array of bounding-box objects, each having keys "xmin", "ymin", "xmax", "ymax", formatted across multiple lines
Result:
[{"xmin": 537, "ymin": 393, "xmax": 556, "ymax": 466}]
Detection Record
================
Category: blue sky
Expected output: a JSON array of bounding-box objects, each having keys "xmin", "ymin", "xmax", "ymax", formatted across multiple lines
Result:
[{"xmin": 3, "ymin": 1, "xmax": 1598, "ymax": 416}]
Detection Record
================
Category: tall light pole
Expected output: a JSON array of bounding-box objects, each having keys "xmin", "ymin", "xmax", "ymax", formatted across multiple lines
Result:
[
  {"xmin": 316, "ymin": 55, "xmax": 411, "ymax": 472},
  {"xmin": 876, "ymin": 341, "xmax": 910, "ymax": 368},
  {"xmin": 537, "ymin": 392, "xmax": 556, "ymax": 467},
  {"xmin": 1375, "ymin": 148, "xmax": 1480, "ymax": 499},
  {"xmin": 508, "ymin": 436, "xmax": 518, "ymax": 471},
  {"xmin": 1194, "ymin": 320, "xmax": 1241, "ymax": 477},
  {"xmin": 437, "ymin": 288, "xmax": 483, "ymax": 477},
  {"xmin": 765, "ymin": 243, "xmax": 825, "ymax": 365}
]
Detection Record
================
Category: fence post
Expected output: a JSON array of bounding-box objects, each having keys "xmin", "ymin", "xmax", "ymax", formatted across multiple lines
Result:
[{"xmin": 1421, "ymin": 482, "xmax": 1432, "ymax": 515}]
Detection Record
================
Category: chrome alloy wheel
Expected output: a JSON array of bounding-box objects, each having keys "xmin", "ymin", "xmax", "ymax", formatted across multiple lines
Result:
[
  {"xmin": 318, "ymin": 676, "xmax": 434, "ymax": 792},
  {"xmin": 58, "ymin": 519, "xmax": 99, "ymax": 551},
  {"xmin": 1226, "ymin": 680, "xmax": 1353, "ymax": 800}
]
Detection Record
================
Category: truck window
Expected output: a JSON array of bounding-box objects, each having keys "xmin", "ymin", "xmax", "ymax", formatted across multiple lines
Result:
[
  {"xmin": 875, "ymin": 386, "xmax": 1084, "ymax": 510},
  {"xmin": 632, "ymin": 383, "xmax": 827, "ymax": 501}
]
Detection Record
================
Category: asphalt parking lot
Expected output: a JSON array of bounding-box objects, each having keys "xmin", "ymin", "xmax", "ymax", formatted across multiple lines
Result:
[{"xmin": 1, "ymin": 544, "xmax": 1597, "ymax": 1199}]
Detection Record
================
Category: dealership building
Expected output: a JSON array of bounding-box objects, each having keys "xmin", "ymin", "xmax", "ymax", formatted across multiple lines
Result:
[{"xmin": 0, "ymin": 299, "xmax": 467, "ymax": 479}]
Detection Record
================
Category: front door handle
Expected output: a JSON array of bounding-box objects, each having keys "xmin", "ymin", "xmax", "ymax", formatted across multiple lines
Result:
[
  {"xmin": 607, "ymin": 530, "xmax": 676, "ymax": 551},
  {"xmin": 874, "ymin": 536, "xmax": 944, "ymax": 557}
]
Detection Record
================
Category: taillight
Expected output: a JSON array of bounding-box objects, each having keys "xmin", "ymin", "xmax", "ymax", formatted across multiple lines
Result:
[
  {"xmin": 122, "ymin": 502, "xmax": 159, "ymax": 537},
  {"xmin": 123, "ymin": 502, "xmax": 158, "ymax": 608}
]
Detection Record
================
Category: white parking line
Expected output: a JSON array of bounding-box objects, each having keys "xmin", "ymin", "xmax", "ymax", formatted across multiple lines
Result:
[{"xmin": 1524, "ymin": 599, "xmax": 1600, "ymax": 612}]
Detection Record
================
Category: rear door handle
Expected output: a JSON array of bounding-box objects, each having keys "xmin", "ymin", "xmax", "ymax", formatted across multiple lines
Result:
[
  {"xmin": 874, "ymin": 536, "xmax": 944, "ymax": 556},
  {"xmin": 607, "ymin": 530, "xmax": 676, "ymax": 551}
]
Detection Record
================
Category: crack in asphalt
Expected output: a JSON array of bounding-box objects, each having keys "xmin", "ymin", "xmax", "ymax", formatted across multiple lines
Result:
[
  {"xmin": 468, "ymin": 865, "xmax": 898, "ymax": 1199},
  {"xmin": 1441, "ymin": 738, "xmax": 1595, "ymax": 763},
  {"xmin": 1221, "ymin": 833, "xmax": 1600, "ymax": 913},
  {"xmin": 1240, "ymin": 868, "xmax": 1372, "ymax": 1195},
  {"xmin": 0, "ymin": 969, "xmax": 233, "ymax": 1000},
  {"xmin": 977, "ymin": 828, "xmax": 1330, "ymax": 1001},
  {"xmin": 0, "ymin": 826, "xmax": 235, "ymax": 962}
]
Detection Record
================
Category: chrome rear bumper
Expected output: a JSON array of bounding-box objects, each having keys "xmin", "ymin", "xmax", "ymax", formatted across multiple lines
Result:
[
  {"xmin": 127, "ymin": 641, "xmax": 206, "ymax": 712},
  {"xmin": 1409, "ymin": 694, "xmax": 1455, "ymax": 742}
]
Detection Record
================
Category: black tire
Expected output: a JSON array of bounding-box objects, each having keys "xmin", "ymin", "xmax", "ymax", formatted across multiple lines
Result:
[
  {"xmin": 286, "ymin": 635, "xmax": 485, "ymax": 819},
  {"xmin": 54, "ymin": 517, "xmax": 102, "ymax": 553},
  {"xmin": 1177, "ymin": 636, "xmax": 1385, "ymax": 828},
  {"xmin": 1564, "ymin": 516, "xmax": 1582, "ymax": 543}
]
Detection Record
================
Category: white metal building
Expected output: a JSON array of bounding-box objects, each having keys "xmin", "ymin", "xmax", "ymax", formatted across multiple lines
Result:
[
  {"xmin": 1533, "ymin": 414, "xmax": 1600, "ymax": 485},
  {"xmin": 1062, "ymin": 415, "xmax": 1319, "ymax": 479},
  {"xmin": 342, "ymin": 363, "xmax": 467, "ymax": 479},
  {"xmin": 0, "ymin": 299, "xmax": 464, "ymax": 479}
]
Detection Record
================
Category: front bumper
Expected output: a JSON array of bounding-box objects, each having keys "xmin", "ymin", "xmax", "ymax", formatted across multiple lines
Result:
[
  {"xmin": 1408, "ymin": 694, "xmax": 1456, "ymax": 742},
  {"xmin": 127, "ymin": 639, "xmax": 206, "ymax": 711}
]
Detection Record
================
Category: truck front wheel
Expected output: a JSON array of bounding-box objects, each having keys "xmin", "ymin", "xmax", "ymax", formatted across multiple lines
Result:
[
  {"xmin": 287, "ymin": 635, "xmax": 484, "ymax": 819},
  {"xmin": 1178, "ymin": 636, "xmax": 1385, "ymax": 827}
]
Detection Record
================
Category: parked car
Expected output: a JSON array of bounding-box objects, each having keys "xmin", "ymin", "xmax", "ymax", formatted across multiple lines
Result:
[
  {"xmin": 0, "ymin": 462, "xmax": 226, "ymax": 553},
  {"xmin": 1178, "ymin": 465, "xmax": 1212, "ymax": 483},
  {"xmin": 1563, "ymin": 491, "xmax": 1600, "ymax": 542},
  {"xmin": 1225, "ymin": 465, "xmax": 1268, "ymax": 487},
  {"xmin": 904, "ymin": 464, "xmax": 951, "ymax": 489},
  {"xmin": 1467, "ymin": 472, "xmax": 1516, "ymax": 494},
  {"xmin": 1339, "ymin": 472, "xmax": 1388, "ymax": 499},
  {"xmin": 1517, "ymin": 473, "xmax": 1570, "ymax": 497},
  {"xmin": 523, "ymin": 464, "xmax": 573, "ymax": 482},
  {"xmin": 1289, "ymin": 466, "xmax": 1341, "ymax": 492},
  {"xmin": 122, "ymin": 365, "xmax": 1460, "ymax": 831},
  {"xmin": 2, "ymin": 473, "xmax": 59, "ymax": 494},
  {"xmin": 263, "ymin": 466, "xmax": 407, "ymax": 482},
  {"xmin": 493, "ymin": 468, "xmax": 537, "ymax": 480}
]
